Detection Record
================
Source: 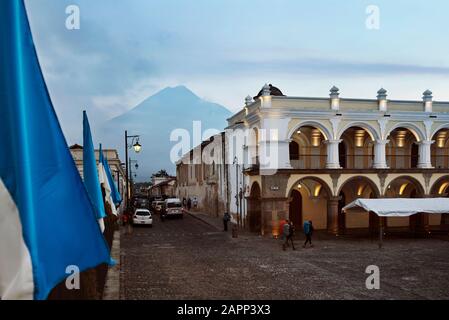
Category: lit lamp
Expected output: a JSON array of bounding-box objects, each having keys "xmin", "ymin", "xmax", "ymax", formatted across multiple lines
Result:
[{"xmin": 133, "ymin": 141, "xmax": 142, "ymax": 153}]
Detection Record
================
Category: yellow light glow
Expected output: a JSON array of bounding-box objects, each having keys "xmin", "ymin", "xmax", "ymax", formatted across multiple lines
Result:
[
  {"xmin": 314, "ymin": 185, "xmax": 322, "ymax": 197},
  {"xmin": 438, "ymin": 182, "xmax": 449, "ymax": 195},
  {"xmin": 354, "ymin": 130, "xmax": 365, "ymax": 148},
  {"xmin": 437, "ymin": 131, "xmax": 447, "ymax": 148},
  {"xmin": 357, "ymin": 185, "xmax": 365, "ymax": 196},
  {"xmin": 311, "ymin": 129, "xmax": 321, "ymax": 147},
  {"xmin": 399, "ymin": 183, "xmax": 408, "ymax": 196},
  {"xmin": 297, "ymin": 184, "xmax": 302, "ymax": 189},
  {"xmin": 396, "ymin": 131, "xmax": 407, "ymax": 148}
]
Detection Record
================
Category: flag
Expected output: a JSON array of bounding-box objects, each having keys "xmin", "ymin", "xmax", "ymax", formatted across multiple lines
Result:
[
  {"xmin": 98, "ymin": 144, "xmax": 118, "ymax": 216},
  {"xmin": 101, "ymin": 148, "xmax": 122, "ymax": 206},
  {"xmin": 83, "ymin": 111, "xmax": 107, "ymax": 231},
  {"xmin": 0, "ymin": 0, "xmax": 112, "ymax": 300}
]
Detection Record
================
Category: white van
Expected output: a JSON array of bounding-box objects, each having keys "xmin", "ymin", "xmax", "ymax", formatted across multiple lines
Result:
[{"xmin": 162, "ymin": 198, "xmax": 183, "ymax": 219}]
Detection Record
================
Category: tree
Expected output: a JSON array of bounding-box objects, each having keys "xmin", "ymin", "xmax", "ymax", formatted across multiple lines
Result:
[{"xmin": 152, "ymin": 169, "xmax": 169, "ymax": 178}]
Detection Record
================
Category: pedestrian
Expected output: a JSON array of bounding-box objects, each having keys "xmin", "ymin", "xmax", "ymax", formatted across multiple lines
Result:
[
  {"xmin": 223, "ymin": 212, "xmax": 231, "ymax": 232},
  {"xmin": 187, "ymin": 198, "xmax": 192, "ymax": 211},
  {"xmin": 287, "ymin": 221, "xmax": 296, "ymax": 250},
  {"xmin": 282, "ymin": 220, "xmax": 290, "ymax": 251},
  {"xmin": 303, "ymin": 220, "xmax": 314, "ymax": 248},
  {"xmin": 183, "ymin": 197, "xmax": 186, "ymax": 208}
]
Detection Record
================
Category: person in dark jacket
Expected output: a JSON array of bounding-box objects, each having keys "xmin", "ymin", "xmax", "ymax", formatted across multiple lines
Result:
[
  {"xmin": 287, "ymin": 221, "xmax": 296, "ymax": 250},
  {"xmin": 223, "ymin": 212, "xmax": 231, "ymax": 232},
  {"xmin": 282, "ymin": 220, "xmax": 290, "ymax": 251},
  {"xmin": 187, "ymin": 198, "xmax": 192, "ymax": 211},
  {"xmin": 303, "ymin": 220, "xmax": 314, "ymax": 248}
]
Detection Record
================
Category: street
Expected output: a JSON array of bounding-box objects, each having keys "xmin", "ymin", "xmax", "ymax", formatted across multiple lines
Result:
[{"xmin": 120, "ymin": 214, "xmax": 449, "ymax": 300}]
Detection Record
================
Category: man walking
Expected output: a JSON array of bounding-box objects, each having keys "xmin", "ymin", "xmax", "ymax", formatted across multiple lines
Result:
[
  {"xmin": 303, "ymin": 220, "xmax": 314, "ymax": 248},
  {"xmin": 223, "ymin": 212, "xmax": 231, "ymax": 232},
  {"xmin": 282, "ymin": 220, "xmax": 290, "ymax": 251},
  {"xmin": 287, "ymin": 220, "xmax": 296, "ymax": 250}
]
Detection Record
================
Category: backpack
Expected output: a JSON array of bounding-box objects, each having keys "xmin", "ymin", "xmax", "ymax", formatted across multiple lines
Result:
[{"xmin": 303, "ymin": 221, "xmax": 310, "ymax": 234}]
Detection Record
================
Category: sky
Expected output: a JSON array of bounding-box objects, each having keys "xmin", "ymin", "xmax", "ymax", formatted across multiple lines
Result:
[{"xmin": 25, "ymin": 0, "xmax": 449, "ymax": 146}]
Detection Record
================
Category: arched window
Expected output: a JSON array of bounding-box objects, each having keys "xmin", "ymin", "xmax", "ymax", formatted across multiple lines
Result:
[{"xmin": 289, "ymin": 141, "xmax": 299, "ymax": 160}]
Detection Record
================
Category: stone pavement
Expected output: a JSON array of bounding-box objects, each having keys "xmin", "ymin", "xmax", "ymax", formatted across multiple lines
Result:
[{"xmin": 120, "ymin": 212, "xmax": 449, "ymax": 300}]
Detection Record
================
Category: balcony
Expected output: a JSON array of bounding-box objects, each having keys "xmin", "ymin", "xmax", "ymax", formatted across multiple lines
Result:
[{"xmin": 286, "ymin": 155, "xmax": 449, "ymax": 171}]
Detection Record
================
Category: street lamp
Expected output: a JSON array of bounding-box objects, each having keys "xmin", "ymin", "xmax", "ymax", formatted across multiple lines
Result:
[
  {"xmin": 129, "ymin": 158, "xmax": 138, "ymax": 201},
  {"xmin": 125, "ymin": 131, "xmax": 142, "ymax": 210},
  {"xmin": 133, "ymin": 141, "xmax": 142, "ymax": 153},
  {"xmin": 233, "ymin": 156, "xmax": 240, "ymax": 228}
]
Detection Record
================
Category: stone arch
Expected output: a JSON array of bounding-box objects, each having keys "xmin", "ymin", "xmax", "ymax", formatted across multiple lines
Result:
[
  {"xmin": 337, "ymin": 176, "xmax": 381, "ymax": 198},
  {"xmin": 431, "ymin": 123, "xmax": 449, "ymax": 139},
  {"xmin": 288, "ymin": 120, "xmax": 332, "ymax": 141},
  {"xmin": 430, "ymin": 175, "xmax": 449, "ymax": 196},
  {"xmin": 337, "ymin": 122, "xmax": 380, "ymax": 141},
  {"xmin": 385, "ymin": 175, "xmax": 425, "ymax": 197},
  {"xmin": 385, "ymin": 122, "xmax": 426, "ymax": 142},
  {"xmin": 288, "ymin": 176, "xmax": 332, "ymax": 199},
  {"xmin": 287, "ymin": 176, "xmax": 332, "ymax": 231},
  {"xmin": 337, "ymin": 176, "xmax": 381, "ymax": 233}
]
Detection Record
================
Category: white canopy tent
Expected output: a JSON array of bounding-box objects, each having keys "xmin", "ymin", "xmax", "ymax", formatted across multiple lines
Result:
[{"xmin": 342, "ymin": 198, "xmax": 449, "ymax": 248}]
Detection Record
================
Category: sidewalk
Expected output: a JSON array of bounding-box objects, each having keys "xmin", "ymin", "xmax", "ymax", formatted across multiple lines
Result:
[
  {"xmin": 186, "ymin": 210, "xmax": 225, "ymax": 231},
  {"xmin": 102, "ymin": 230, "xmax": 120, "ymax": 300},
  {"xmin": 186, "ymin": 210, "xmax": 256, "ymax": 238}
]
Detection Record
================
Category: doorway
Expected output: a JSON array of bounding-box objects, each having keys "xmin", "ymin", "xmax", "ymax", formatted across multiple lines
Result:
[{"xmin": 289, "ymin": 190, "xmax": 302, "ymax": 231}]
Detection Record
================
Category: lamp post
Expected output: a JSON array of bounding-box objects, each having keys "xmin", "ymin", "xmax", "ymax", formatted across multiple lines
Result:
[
  {"xmin": 129, "ymin": 159, "xmax": 139, "ymax": 201},
  {"xmin": 125, "ymin": 130, "xmax": 141, "ymax": 210},
  {"xmin": 233, "ymin": 156, "xmax": 240, "ymax": 228}
]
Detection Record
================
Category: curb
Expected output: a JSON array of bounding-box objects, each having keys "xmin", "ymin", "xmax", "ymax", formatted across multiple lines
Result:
[{"xmin": 102, "ymin": 230, "xmax": 120, "ymax": 300}]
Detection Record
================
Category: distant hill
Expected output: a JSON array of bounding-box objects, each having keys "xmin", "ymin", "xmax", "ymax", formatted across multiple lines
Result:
[{"xmin": 97, "ymin": 86, "xmax": 232, "ymax": 181}]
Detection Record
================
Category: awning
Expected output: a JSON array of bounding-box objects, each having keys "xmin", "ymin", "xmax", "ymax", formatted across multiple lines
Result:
[{"xmin": 343, "ymin": 198, "xmax": 449, "ymax": 217}]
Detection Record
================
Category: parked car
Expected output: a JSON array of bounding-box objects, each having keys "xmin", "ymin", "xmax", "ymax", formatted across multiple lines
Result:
[
  {"xmin": 132, "ymin": 209, "xmax": 153, "ymax": 226},
  {"xmin": 161, "ymin": 198, "xmax": 183, "ymax": 220},
  {"xmin": 152, "ymin": 200, "xmax": 165, "ymax": 214}
]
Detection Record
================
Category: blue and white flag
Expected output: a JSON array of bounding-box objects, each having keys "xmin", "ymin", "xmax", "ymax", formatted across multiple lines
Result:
[
  {"xmin": 83, "ymin": 111, "xmax": 107, "ymax": 231},
  {"xmin": 99, "ymin": 145, "xmax": 122, "ymax": 206},
  {"xmin": 98, "ymin": 144, "xmax": 118, "ymax": 216},
  {"xmin": 0, "ymin": 0, "xmax": 112, "ymax": 300}
]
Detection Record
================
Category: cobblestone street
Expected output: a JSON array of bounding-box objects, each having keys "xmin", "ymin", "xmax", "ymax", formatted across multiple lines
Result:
[{"xmin": 120, "ymin": 214, "xmax": 449, "ymax": 300}]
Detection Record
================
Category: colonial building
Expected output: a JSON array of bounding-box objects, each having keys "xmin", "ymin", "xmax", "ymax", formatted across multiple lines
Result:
[
  {"xmin": 69, "ymin": 144, "xmax": 127, "ymax": 212},
  {"xmin": 225, "ymin": 84, "xmax": 449, "ymax": 236},
  {"xmin": 149, "ymin": 177, "xmax": 177, "ymax": 198},
  {"xmin": 176, "ymin": 133, "xmax": 228, "ymax": 217}
]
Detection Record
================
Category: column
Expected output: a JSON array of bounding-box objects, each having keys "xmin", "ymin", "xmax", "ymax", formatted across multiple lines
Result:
[
  {"xmin": 372, "ymin": 139, "xmax": 389, "ymax": 169},
  {"xmin": 325, "ymin": 140, "xmax": 342, "ymax": 169},
  {"xmin": 327, "ymin": 197, "xmax": 339, "ymax": 235},
  {"xmin": 417, "ymin": 140, "xmax": 434, "ymax": 169}
]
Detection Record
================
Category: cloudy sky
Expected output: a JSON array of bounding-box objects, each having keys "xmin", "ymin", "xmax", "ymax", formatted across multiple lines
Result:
[{"xmin": 25, "ymin": 0, "xmax": 449, "ymax": 144}]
